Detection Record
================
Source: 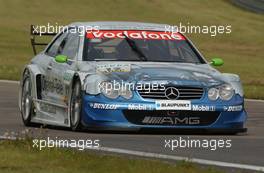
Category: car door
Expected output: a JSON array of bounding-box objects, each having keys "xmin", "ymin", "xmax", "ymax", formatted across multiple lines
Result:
[
  {"xmin": 41, "ymin": 31, "xmax": 69, "ymax": 105},
  {"xmin": 49, "ymin": 31, "xmax": 80, "ymax": 106}
]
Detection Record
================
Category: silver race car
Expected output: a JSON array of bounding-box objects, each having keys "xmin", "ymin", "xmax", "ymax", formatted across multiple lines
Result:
[{"xmin": 19, "ymin": 22, "xmax": 247, "ymax": 133}]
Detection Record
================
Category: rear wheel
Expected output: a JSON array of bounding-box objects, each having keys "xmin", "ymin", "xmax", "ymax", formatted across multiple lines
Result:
[
  {"xmin": 70, "ymin": 80, "xmax": 83, "ymax": 131},
  {"xmin": 21, "ymin": 73, "xmax": 35, "ymax": 126}
]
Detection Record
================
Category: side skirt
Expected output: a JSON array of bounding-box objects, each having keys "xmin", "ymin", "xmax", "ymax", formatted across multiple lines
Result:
[{"xmin": 30, "ymin": 98, "xmax": 70, "ymax": 127}]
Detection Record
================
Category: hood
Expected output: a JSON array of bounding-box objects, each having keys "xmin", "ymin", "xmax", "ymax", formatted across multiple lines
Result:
[{"xmin": 79, "ymin": 62, "xmax": 227, "ymax": 87}]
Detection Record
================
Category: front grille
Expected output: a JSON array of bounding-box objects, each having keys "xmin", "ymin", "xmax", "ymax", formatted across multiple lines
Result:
[
  {"xmin": 137, "ymin": 85, "xmax": 204, "ymax": 100},
  {"xmin": 123, "ymin": 110, "xmax": 220, "ymax": 126}
]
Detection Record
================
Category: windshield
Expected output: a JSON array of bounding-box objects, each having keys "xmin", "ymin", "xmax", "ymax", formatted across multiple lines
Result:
[{"xmin": 83, "ymin": 30, "xmax": 205, "ymax": 63}]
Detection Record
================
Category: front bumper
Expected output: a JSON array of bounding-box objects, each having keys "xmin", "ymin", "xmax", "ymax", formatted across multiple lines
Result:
[{"xmin": 81, "ymin": 93, "xmax": 247, "ymax": 133}]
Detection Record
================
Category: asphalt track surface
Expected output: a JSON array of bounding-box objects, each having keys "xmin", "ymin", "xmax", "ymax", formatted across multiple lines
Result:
[{"xmin": 0, "ymin": 81, "xmax": 263, "ymax": 170}]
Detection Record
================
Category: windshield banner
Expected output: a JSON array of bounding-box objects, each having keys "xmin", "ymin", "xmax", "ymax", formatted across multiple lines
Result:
[{"xmin": 86, "ymin": 30, "xmax": 185, "ymax": 40}]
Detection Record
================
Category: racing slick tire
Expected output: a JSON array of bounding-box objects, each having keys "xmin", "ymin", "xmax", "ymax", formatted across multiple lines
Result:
[
  {"xmin": 20, "ymin": 71, "xmax": 35, "ymax": 126},
  {"xmin": 70, "ymin": 80, "xmax": 84, "ymax": 131}
]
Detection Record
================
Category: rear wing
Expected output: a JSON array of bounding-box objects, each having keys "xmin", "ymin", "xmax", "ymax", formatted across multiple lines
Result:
[{"xmin": 30, "ymin": 25, "xmax": 57, "ymax": 55}]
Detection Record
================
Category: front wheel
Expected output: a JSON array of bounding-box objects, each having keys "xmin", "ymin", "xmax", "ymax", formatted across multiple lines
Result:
[
  {"xmin": 70, "ymin": 80, "xmax": 83, "ymax": 131},
  {"xmin": 21, "ymin": 73, "xmax": 35, "ymax": 126}
]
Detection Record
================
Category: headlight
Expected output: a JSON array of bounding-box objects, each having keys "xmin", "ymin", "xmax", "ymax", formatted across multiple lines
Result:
[
  {"xmin": 219, "ymin": 84, "xmax": 234, "ymax": 100},
  {"xmin": 208, "ymin": 87, "xmax": 219, "ymax": 101},
  {"xmin": 119, "ymin": 87, "xmax": 133, "ymax": 99},
  {"xmin": 99, "ymin": 81, "xmax": 133, "ymax": 99},
  {"xmin": 100, "ymin": 82, "xmax": 119, "ymax": 99}
]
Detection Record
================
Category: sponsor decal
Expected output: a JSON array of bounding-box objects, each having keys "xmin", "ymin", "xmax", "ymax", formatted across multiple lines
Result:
[
  {"xmin": 192, "ymin": 105, "xmax": 215, "ymax": 111},
  {"xmin": 142, "ymin": 116, "xmax": 200, "ymax": 125},
  {"xmin": 156, "ymin": 100, "xmax": 191, "ymax": 110},
  {"xmin": 128, "ymin": 104, "xmax": 153, "ymax": 110},
  {"xmin": 61, "ymin": 95, "xmax": 68, "ymax": 104},
  {"xmin": 86, "ymin": 30, "xmax": 185, "ymax": 40},
  {"xmin": 89, "ymin": 103, "xmax": 120, "ymax": 110},
  {"xmin": 223, "ymin": 105, "xmax": 243, "ymax": 112},
  {"xmin": 40, "ymin": 103, "xmax": 56, "ymax": 114},
  {"xmin": 96, "ymin": 64, "xmax": 131, "ymax": 73},
  {"xmin": 63, "ymin": 70, "xmax": 75, "ymax": 84},
  {"xmin": 42, "ymin": 76, "xmax": 63, "ymax": 95}
]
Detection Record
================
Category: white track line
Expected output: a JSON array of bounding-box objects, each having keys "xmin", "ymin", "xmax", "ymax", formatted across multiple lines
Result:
[
  {"xmin": 245, "ymin": 99, "xmax": 264, "ymax": 103},
  {"xmin": 89, "ymin": 146, "xmax": 264, "ymax": 172},
  {"xmin": 0, "ymin": 135, "xmax": 263, "ymax": 172},
  {"xmin": 0, "ymin": 80, "xmax": 19, "ymax": 84}
]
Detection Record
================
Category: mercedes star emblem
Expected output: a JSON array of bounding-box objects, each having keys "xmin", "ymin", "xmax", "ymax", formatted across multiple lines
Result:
[{"xmin": 165, "ymin": 87, "xmax": 180, "ymax": 100}]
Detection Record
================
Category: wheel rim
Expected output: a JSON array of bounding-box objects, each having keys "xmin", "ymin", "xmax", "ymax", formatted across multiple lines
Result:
[
  {"xmin": 71, "ymin": 83, "xmax": 81, "ymax": 126},
  {"xmin": 21, "ymin": 78, "xmax": 31, "ymax": 120}
]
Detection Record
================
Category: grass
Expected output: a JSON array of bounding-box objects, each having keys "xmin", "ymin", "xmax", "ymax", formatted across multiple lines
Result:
[
  {"xmin": 0, "ymin": 139, "xmax": 224, "ymax": 173},
  {"xmin": 0, "ymin": 0, "xmax": 263, "ymax": 98}
]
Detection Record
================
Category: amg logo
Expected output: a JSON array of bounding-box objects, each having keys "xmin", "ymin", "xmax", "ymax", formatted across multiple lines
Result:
[{"xmin": 142, "ymin": 116, "xmax": 200, "ymax": 125}]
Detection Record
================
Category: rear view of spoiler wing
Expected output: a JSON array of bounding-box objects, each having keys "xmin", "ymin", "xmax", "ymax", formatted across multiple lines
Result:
[{"xmin": 30, "ymin": 25, "xmax": 57, "ymax": 55}]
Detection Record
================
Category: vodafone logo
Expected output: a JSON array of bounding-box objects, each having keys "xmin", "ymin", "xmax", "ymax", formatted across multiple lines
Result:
[{"xmin": 86, "ymin": 30, "xmax": 185, "ymax": 40}]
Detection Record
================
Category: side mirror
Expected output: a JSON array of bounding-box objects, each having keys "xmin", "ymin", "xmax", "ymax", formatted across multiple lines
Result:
[
  {"xmin": 211, "ymin": 58, "xmax": 224, "ymax": 66},
  {"xmin": 55, "ymin": 55, "xmax": 68, "ymax": 63}
]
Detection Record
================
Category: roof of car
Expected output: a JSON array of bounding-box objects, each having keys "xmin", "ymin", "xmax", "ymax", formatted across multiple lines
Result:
[{"xmin": 69, "ymin": 21, "xmax": 170, "ymax": 31}]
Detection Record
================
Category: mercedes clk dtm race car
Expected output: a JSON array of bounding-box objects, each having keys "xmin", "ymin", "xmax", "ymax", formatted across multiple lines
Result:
[{"xmin": 19, "ymin": 21, "xmax": 247, "ymax": 133}]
